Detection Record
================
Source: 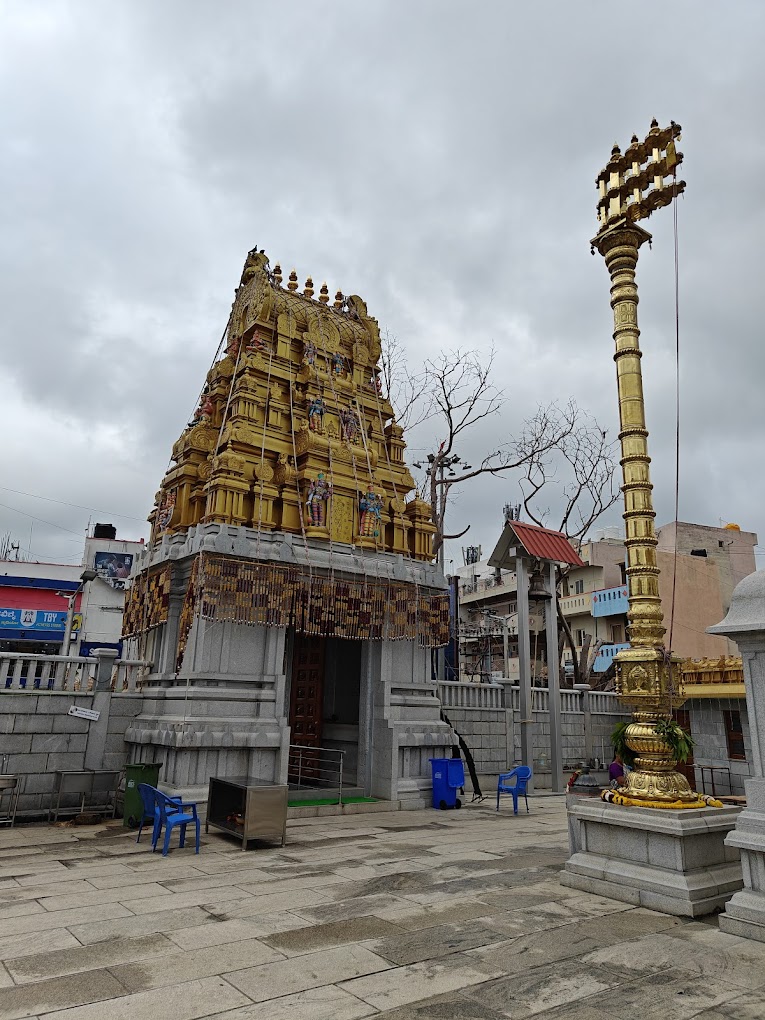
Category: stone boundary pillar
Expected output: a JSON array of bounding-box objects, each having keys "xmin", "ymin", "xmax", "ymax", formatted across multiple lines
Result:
[
  {"xmin": 83, "ymin": 648, "xmax": 119, "ymax": 771},
  {"xmin": 708, "ymin": 569, "xmax": 765, "ymax": 941}
]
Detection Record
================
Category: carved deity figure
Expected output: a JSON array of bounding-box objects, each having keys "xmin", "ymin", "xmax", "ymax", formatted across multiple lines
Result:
[
  {"xmin": 226, "ymin": 334, "xmax": 242, "ymax": 359},
  {"xmin": 246, "ymin": 331, "xmax": 270, "ymax": 356},
  {"xmin": 306, "ymin": 473, "xmax": 332, "ymax": 527},
  {"xmin": 303, "ymin": 340, "xmax": 317, "ymax": 367},
  {"xmin": 308, "ymin": 396, "xmax": 325, "ymax": 433},
  {"xmin": 359, "ymin": 488, "xmax": 384, "ymax": 538},
  {"xmin": 331, "ymin": 351, "xmax": 345, "ymax": 376},
  {"xmin": 156, "ymin": 490, "xmax": 177, "ymax": 532},
  {"xmin": 189, "ymin": 393, "xmax": 214, "ymax": 428},
  {"xmin": 339, "ymin": 407, "xmax": 360, "ymax": 443}
]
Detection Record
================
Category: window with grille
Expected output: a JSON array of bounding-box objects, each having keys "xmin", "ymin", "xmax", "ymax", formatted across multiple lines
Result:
[{"xmin": 724, "ymin": 709, "xmax": 746, "ymax": 761}]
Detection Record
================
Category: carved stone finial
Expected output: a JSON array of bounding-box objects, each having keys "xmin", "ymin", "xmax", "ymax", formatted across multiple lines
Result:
[
  {"xmin": 304, "ymin": 276, "xmax": 314, "ymax": 299},
  {"xmin": 319, "ymin": 282, "xmax": 329, "ymax": 304},
  {"xmin": 273, "ymin": 263, "xmax": 283, "ymax": 285},
  {"xmin": 650, "ymin": 117, "xmax": 659, "ymax": 129},
  {"xmin": 288, "ymin": 269, "xmax": 298, "ymax": 292},
  {"xmin": 333, "ymin": 290, "xmax": 344, "ymax": 310}
]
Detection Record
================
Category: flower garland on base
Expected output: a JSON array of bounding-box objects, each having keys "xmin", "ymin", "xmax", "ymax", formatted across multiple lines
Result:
[{"xmin": 601, "ymin": 788, "xmax": 723, "ymax": 809}]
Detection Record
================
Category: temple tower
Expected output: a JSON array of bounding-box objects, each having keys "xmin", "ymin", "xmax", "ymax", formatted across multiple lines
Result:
[{"xmin": 122, "ymin": 249, "xmax": 453, "ymax": 805}]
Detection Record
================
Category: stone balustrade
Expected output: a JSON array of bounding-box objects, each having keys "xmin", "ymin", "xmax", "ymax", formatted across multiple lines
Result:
[{"xmin": 0, "ymin": 653, "xmax": 151, "ymax": 694}]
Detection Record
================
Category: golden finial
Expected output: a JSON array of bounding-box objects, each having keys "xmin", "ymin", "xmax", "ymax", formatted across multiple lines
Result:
[
  {"xmin": 273, "ymin": 263, "xmax": 283, "ymax": 286},
  {"xmin": 319, "ymin": 282, "xmax": 329, "ymax": 304},
  {"xmin": 287, "ymin": 269, "xmax": 298, "ymax": 292},
  {"xmin": 333, "ymin": 290, "xmax": 344, "ymax": 310},
  {"xmin": 304, "ymin": 276, "xmax": 314, "ymax": 299}
]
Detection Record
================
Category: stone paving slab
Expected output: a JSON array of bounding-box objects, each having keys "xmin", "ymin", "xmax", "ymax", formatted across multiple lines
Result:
[{"xmin": 0, "ymin": 797, "xmax": 763, "ymax": 1019}]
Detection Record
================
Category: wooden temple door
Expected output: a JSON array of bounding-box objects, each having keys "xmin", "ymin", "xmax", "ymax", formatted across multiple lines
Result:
[{"xmin": 288, "ymin": 636, "xmax": 325, "ymax": 781}]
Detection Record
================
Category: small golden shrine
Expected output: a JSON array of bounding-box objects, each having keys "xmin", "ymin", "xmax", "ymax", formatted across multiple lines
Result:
[{"xmin": 150, "ymin": 248, "xmax": 435, "ymax": 559}]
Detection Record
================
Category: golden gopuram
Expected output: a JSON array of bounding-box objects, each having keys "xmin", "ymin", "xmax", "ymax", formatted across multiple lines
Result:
[
  {"xmin": 592, "ymin": 121, "xmax": 716, "ymax": 809},
  {"xmin": 121, "ymin": 248, "xmax": 454, "ymax": 806}
]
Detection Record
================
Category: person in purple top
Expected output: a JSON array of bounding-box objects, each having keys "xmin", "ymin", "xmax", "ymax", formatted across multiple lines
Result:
[{"xmin": 609, "ymin": 754, "xmax": 625, "ymax": 786}]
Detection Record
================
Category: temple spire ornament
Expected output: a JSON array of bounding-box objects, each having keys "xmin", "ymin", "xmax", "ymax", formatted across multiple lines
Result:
[{"xmin": 592, "ymin": 121, "xmax": 713, "ymax": 809}]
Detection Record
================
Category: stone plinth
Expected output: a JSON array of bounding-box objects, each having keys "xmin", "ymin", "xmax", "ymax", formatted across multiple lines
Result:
[{"xmin": 562, "ymin": 799, "xmax": 742, "ymax": 917}]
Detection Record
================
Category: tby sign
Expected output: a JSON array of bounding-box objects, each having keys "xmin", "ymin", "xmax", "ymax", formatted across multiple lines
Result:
[{"xmin": 0, "ymin": 609, "xmax": 81, "ymax": 633}]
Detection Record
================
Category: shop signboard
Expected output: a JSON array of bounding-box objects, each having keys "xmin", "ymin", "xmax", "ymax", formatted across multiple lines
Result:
[{"xmin": 0, "ymin": 609, "xmax": 82, "ymax": 634}]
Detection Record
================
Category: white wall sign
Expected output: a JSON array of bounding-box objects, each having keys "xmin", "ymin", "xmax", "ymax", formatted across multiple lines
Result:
[{"xmin": 68, "ymin": 705, "xmax": 100, "ymax": 722}]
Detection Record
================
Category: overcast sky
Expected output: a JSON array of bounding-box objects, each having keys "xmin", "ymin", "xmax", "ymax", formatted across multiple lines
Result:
[{"xmin": 1, "ymin": 0, "xmax": 763, "ymax": 573}]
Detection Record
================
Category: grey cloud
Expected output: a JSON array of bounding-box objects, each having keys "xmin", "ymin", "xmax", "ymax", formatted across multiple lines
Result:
[{"xmin": 0, "ymin": 0, "xmax": 762, "ymax": 570}]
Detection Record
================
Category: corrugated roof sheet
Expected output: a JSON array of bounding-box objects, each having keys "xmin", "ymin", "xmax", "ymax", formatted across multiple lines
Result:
[{"xmin": 509, "ymin": 521, "xmax": 585, "ymax": 567}]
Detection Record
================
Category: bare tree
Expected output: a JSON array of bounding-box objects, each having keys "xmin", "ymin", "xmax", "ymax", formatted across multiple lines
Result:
[
  {"xmin": 386, "ymin": 343, "xmax": 580, "ymax": 563},
  {"xmin": 382, "ymin": 336, "xmax": 620, "ymax": 686}
]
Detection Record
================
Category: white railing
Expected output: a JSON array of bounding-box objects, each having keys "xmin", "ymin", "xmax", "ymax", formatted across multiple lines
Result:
[
  {"xmin": 438, "ymin": 681, "xmax": 504, "ymax": 710},
  {"xmin": 0, "ymin": 654, "xmax": 152, "ymax": 694},
  {"xmin": 559, "ymin": 593, "xmax": 590, "ymax": 616}
]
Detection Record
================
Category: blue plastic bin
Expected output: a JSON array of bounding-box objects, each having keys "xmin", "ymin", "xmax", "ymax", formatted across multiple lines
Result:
[{"xmin": 430, "ymin": 757, "xmax": 465, "ymax": 810}]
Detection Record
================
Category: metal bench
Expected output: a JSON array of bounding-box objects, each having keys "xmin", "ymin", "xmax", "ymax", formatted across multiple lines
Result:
[{"xmin": 48, "ymin": 770, "xmax": 121, "ymax": 822}]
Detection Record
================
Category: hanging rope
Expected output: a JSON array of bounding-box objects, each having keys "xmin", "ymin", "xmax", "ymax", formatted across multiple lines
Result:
[{"xmin": 667, "ymin": 172, "xmax": 682, "ymax": 655}]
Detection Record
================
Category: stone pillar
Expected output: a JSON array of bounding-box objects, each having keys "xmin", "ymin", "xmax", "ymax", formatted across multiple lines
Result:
[
  {"xmin": 709, "ymin": 569, "xmax": 765, "ymax": 941},
  {"xmin": 516, "ymin": 556, "xmax": 533, "ymax": 780},
  {"xmin": 83, "ymin": 648, "xmax": 119, "ymax": 771},
  {"xmin": 546, "ymin": 561, "xmax": 564, "ymax": 792}
]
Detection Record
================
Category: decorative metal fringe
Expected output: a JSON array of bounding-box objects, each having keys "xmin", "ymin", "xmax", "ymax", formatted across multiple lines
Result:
[
  {"xmin": 175, "ymin": 557, "xmax": 200, "ymax": 672},
  {"xmin": 121, "ymin": 565, "xmax": 172, "ymax": 637},
  {"xmin": 126, "ymin": 553, "xmax": 449, "ymax": 648}
]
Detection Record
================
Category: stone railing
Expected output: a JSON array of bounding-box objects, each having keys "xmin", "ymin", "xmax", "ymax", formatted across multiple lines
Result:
[
  {"xmin": 587, "ymin": 690, "xmax": 623, "ymax": 714},
  {"xmin": 0, "ymin": 653, "xmax": 152, "ymax": 694},
  {"xmin": 438, "ymin": 681, "xmax": 504, "ymax": 710}
]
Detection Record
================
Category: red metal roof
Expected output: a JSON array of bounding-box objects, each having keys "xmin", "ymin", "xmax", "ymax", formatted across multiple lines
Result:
[{"xmin": 508, "ymin": 521, "xmax": 585, "ymax": 567}]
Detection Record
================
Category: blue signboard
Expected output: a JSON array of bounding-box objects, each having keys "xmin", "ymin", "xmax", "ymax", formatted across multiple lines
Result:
[{"xmin": 0, "ymin": 608, "xmax": 68, "ymax": 633}]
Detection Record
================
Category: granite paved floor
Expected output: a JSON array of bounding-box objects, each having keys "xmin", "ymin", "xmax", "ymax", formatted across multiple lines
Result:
[{"xmin": 0, "ymin": 796, "xmax": 763, "ymax": 1020}]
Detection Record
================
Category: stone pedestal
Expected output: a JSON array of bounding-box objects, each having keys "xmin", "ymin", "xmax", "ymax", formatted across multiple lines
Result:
[
  {"xmin": 562, "ymin": 800, "xmax": 742, "ymax": 917},
  {"xmin": 719, "ymin": 779, "xmax": 765, "ymax": 941},
  {"xmin": 708, "ymin": 569, "xmax": 765, "ymax": 940}
]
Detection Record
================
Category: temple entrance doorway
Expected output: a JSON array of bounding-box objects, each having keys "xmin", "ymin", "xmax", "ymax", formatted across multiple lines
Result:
[{"xmin": 287, "ymin": 635, "xmax": 362, "ymax": 791}]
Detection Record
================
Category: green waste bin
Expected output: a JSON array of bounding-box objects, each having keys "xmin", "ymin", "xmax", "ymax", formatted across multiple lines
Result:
[{"xmin": 123, "ymin": 762, "xmax": 162, "ymax": 828}]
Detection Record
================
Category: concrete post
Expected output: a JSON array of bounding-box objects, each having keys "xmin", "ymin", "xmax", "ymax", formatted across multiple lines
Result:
[
  {"xmin": 708, "ymin": 569, "xmax": 765, "ymax": 941},
  {"xmin": 83, "ymin": 648, "xmax": 119, "ymax": 771},
  {"xmin": 516, "ymin": 556, "xmax": 533, "ymax": 776},
  {"xmin": 546, "ymin": 561, "xmax": 564, "ymax": 792}
]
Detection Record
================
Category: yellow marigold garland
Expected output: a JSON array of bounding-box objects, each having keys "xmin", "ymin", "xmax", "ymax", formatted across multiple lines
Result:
[{"xmin": 601, "ymin": 789, "xmax": 723, "ymax": 809}]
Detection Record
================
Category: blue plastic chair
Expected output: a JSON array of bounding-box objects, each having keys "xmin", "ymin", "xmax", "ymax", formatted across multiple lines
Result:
[
  {"xmin": 135, "ymin": 784, "xmax": 182, "ymax": 846},
  {"xmin": 497, "ymin": 766, "xmax": 532, "ymax": 814},
  {"xmin": 153, "ymin": 790, "xmax": 201, "ymax": 856}
]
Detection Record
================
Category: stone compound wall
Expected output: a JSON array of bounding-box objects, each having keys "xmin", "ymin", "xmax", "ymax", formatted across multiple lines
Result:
[
  {"xmin": 438, "ymin": 683, "xmax": 631, "ymax": 782},
  {"xmin": 1, "ymin": 691, "xmax": 142, "ymax": 817}
]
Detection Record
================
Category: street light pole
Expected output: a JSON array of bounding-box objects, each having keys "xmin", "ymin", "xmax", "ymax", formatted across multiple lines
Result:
[{"xmin": 60, "ymin": 569, "xmax": 97, "ymax": 656}]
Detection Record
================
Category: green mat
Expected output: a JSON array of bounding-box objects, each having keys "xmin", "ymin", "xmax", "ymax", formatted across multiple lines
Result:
[{"xmin": 288, "ymin": 796, "xmax": 379, "ymax": 807}]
